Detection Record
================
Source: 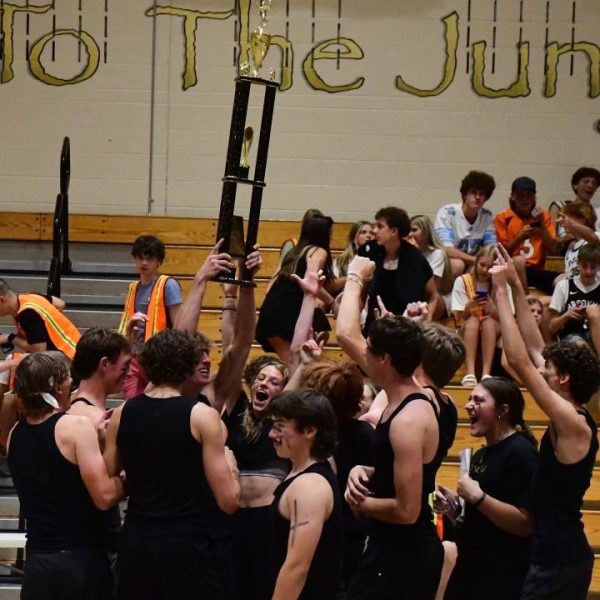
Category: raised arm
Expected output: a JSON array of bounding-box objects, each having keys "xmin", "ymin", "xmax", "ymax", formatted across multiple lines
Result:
[
  {"xmin": 212, "ymin": 248, "xmax": 262, "ymax": 415},
  {"xmin": 496, "ymin": 245, "xmax": 545, "ymax": 367},
  {"xmin": 336, "ymin": 256, "xmax": 374, "ymax": 375},
  {"xmin": 173, "ymin": 239, "xmax": 233, "ymax": 334},
  {"xmin": 491, "ymin": 262, "xmax": 588, "ymax": 439}
]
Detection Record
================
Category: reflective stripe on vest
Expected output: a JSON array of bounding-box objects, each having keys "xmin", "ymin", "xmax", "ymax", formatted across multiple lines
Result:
[
  {"xmin": 118, "ymin": 275, "xmax": 171, "ymax": 342},
  {"xmin": 15, "ymin": 295, "xmax": 80, "ymax": 360}
]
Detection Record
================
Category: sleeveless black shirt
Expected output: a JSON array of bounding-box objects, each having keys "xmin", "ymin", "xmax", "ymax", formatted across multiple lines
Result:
[
  {"xmin": 69, "ymin": 397, "xmax": 122, "ymax": 552},
  {"xmin": 270, "ymin": 462, "xmax": 345, "ymax": 600},
  {"xmin": 560, "ymin": 278, "xmax": 600, "ymax": 338},
  {"xmin": 368, "ymin": 392, "xmax": 442, "ymax": 542},
  {"xmin": 8, "ymin": 413, "xmax": 100, "ymax": 553},
  {"xmin": 531, "ymin": 409, "xmax": 598, "ymax": 565},
  {"xmin": 117, "ymin": 394, "xmax": 211, "ymax": 537}
]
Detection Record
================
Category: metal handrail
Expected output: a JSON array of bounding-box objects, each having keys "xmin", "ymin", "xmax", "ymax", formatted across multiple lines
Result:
[{"xmin": 47, "ymin": 137, "xmax": 72, "ymax": 297}]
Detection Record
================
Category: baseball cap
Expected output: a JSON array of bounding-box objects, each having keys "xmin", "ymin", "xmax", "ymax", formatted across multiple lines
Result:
[{"xmin": 511, "ymin": 176, "xmax": 536, "ymax": 193}]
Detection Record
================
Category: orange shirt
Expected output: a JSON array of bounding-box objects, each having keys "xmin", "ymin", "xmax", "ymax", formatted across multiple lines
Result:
[{"xmin": 494, "ymin": 208, "xmax": 556, "ymax": 268}]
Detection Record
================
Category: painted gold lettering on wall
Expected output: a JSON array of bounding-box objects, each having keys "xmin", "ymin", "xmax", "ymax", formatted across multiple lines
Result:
[
  {"xmin": 545, "ymin": 42, "xmax": 600, "ymax": 98},
  {"xmin": 471, "ymin": 41, "xmax": 530, "ymax": 98},
  {"xmin": 303, "ymin": 38, "xmax": 364, "ymax": 93},
  {"xmin": 395, "ymin": 12, "xmax": 458, "ymax": 97},
  {"xmin": 145, "ymin": 5, "xmax": 235, "ymax": 91},
  {"xmin": 29, "ymin": 30, "xmax": 100, "ymax": 85},
  {"xmin": 0, "ymin": 3, "xmax": 53, "ymax": 83}
]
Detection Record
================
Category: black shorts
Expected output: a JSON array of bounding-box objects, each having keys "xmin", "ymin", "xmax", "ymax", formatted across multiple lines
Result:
[
  {"xmin": 520, "ymin": 555, "xmax": 594, "ymax": 600},
  {"xmin": 348, "ymin": 529, "xmax": 443, "ymax": 600},
  {"xmin": 22, "ymin": 546, "xmax": 112, "ymax": 600},
  {"xmin": 117, "ymin": 532, "xmax": 222, "ymax": 600}
]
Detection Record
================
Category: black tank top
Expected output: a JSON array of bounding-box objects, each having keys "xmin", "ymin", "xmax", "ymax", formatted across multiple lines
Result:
[
  {"xmin": 425, "ymin": 386, "xmax": 458, "ymax": 459},
  {"xmin": 117, "ymin": 394, "xmax": 211, "ymax": 537},
  {"xmin": 368, "ymin": 392, "xmax": 442, "ymax": 542},
  {"xmin": 8, "ymin": 413, "xmax": 99, "ymax": 553},
  {"xmin": 560, "ymin": 278, "xmax": 600, "ymax": 337},
  {"xmin": 270, "ymin": 462, "xmax": 345, "ymax": 600},
  {"xmin": 531, "ymin": 409, "xmax": 598, "ymax": 565},
  {"xmin": 69, "ymin": 397, "xmax": 122, "ymax": 551}
]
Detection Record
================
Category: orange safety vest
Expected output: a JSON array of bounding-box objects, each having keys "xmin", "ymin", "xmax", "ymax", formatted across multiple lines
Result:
[
  {"xmin": 15, "ymin": 294, "xmax": 80, "ymax": 360},
  {"xmin": 118, "ymin": 275, "xmax": 174, "ymax": 342},
  {"xmin": 460, "ymin": 273, "xmax": 487, "ymax": 320},
  {"xmin": 7, "ymin": 352, "xmax": 24, "ymax": 392}
]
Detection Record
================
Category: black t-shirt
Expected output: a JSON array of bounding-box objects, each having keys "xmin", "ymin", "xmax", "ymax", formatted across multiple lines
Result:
[
  {"xmin": 223, "ymin": 393, "xmax": 289, "ymax": 477},
  {"xmin": 457, "ymin": 432, "xmax": 537, "ymax": 567},
  {"xmin": 16, "ymin": 309, "xmax": 57, "ymax": 350},
  {"xmin": 361, "ymin": 241, "xmax": 434, "ymax": 332}
]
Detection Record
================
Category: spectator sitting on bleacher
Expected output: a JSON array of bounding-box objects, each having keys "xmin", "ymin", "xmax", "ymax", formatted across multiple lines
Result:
[
  {"xmin": 117, "ymin": 235, "xmax": 182, "ymax": 400},
  {"xmin": 435, "ymin": 170, "xmax": 497, "ymax": 278},
  {"xmin": 451, "ymin": 246, "xmax": 510, "ymax": 387},
  {"xmin": 494, "ymin": 176, "xmax": 559, "ymax": 295},
  {"xmin": 557, "ymin": 202, "xmax": 600, "ymax": 280},
  {"xmin": 9, "ymin": 353, "xmax": 125, "ymax": 600},
  {"xmin": 548, "ymin": 243, "xmax": 600, "ymax": 355},
  {"xmin": 409, "ymin": 214, "xmax": 454, "ymax": 319},
  {"xmin": 330, "ymin": 220, "xmax": 374, "ymax": 295},
  {"xmin": 550, "ymin": 167, "xmax": 600, "ymax": 244}
]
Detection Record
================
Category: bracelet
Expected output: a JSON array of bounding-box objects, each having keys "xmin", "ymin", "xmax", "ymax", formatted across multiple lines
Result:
[
  {"xmin": 346, "ymin": 273, "xmax": 364, "ymax": 288},
  {"xmin": 222, "ymin": 307, "xmax": 237, "ymax": 312},
  {"xmin": 224, "ymin": 296, "xmax": 237, "ymax": 299},
  {"xmin": 473, "ymin": 492, "xmax": 487, "ymax": 508}
]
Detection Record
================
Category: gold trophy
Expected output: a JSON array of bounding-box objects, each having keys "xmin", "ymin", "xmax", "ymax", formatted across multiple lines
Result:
[
  {"xmin": 239, "ymin": 126, "xmax": 254, "ymax": 178},
  {"xmin": 250, "ymin": 0, "xmax": 272, "ymax": 78}
]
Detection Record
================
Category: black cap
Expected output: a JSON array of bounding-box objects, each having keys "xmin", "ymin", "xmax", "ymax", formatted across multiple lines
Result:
[{"xmin": 511, "ymin": 176, "xmax": 536, "ymax": 193}]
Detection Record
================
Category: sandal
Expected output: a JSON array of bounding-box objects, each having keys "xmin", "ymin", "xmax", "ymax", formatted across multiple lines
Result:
[{"xmin": 460, "ymin": 374, "xmax": 478, "ymax": 388}]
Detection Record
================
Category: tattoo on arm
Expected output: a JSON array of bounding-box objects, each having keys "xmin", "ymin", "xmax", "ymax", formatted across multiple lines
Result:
[{"xmin": 290, "ymin": 499, "xmax": 309, "ymax": 547}]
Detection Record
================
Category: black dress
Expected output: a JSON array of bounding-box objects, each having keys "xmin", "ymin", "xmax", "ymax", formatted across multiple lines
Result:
[{"xmin": 256, "ymin": 249, "xmax": 330, "ymax": 352}]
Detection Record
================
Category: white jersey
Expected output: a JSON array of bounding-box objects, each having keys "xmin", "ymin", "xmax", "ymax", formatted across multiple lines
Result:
[{"xmin": 435, "ymin": 203, "xmax": 497, "ymax": 255}]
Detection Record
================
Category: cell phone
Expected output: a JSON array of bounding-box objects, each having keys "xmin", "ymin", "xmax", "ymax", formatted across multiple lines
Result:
[
  {"xmin": 530, "ymin": 219, "xmax": 542, "ymax": 228},
  {"xmin": 475, "ymin": 289, "xmax": 488, "ymax": 300}
]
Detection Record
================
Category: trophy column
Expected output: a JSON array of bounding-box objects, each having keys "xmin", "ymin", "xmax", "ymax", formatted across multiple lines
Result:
[{"xmin": 215, "ymin": 75, "xmax": 279, "ymax": 286}]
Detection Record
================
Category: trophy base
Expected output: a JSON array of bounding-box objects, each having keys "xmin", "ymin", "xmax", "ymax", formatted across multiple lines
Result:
[{"xmin": 213, "ymin": 274, "xmax": 257, "ymax": 288}]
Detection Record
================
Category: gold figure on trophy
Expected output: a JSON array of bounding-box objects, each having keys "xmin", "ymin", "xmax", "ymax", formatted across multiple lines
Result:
[
  {"xmin": 240, "ymin": 126, "xmax": 254, "ymax": 169},
  {"xmin": 250, "ymin": 0, "xmax": 272, "ymax": 78}
]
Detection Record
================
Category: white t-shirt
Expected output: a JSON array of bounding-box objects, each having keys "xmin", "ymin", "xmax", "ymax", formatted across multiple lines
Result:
[
  {"xmin": 550, "ymin": 276, "xmax": 600, "ymax": 313},
  {"xmin": 435, "ymin": 203, "xmax": 497, "ymax": 255},
  {"xmin": 424, "ymin": 248, "xmax": 445, "ymax": 278},
  {"xmin": 451, "ymin": 277, "xmax": 514, "ymax": 313}
]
